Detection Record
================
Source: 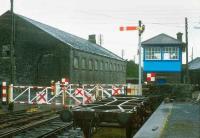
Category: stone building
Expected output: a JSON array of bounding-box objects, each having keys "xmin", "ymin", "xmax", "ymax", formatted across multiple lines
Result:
[{"xmin": 0, "ymin": 11, "xmax": 126, "ymax": 85}]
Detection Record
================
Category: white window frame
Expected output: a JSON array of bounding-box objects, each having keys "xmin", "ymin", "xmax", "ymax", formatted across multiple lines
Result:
[
  {"xmin": 145, "ymin": 47, "xmax": 161, "ymax": 60},
  {"xmin": 163, "ymin": 47, "xmax": 179, "ymax": 60}
]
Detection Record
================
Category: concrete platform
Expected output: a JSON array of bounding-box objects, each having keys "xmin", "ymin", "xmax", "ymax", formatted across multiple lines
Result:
[{"xmin": 133, "ymin": 102, "xmax": 200, "ymax": 138}]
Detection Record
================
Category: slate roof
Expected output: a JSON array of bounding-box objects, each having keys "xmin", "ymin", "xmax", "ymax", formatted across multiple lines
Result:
[
  {"xmin": 189, "ymin": 57, "xmax": 200, "ymax": 70},
  {"xmin": 12, "ymin": 12, "xmax": 123, "ymax": 61},
  {"xmin": 142, "ymin": 33, "xmax": 183, "ymax": 46}
]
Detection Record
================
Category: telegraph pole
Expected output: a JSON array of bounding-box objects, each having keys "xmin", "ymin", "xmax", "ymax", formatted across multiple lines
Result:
[
  {"xmin": 185, "ymin": 17, "xmax": 189, "ymax": 83},
  {"xmin": 10, "ymin": 0, "xmax": 16, "ymax": 84}
]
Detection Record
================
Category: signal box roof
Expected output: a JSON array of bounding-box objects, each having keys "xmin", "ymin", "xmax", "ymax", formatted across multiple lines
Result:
[{"xmin": 142, "ymin": 33, "xmax": 183, "ymax": 46}]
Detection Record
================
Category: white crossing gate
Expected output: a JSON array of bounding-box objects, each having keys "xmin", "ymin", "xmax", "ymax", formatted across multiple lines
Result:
[{"xmin": 5, "ymin": 80, "xmax": 140, "ymax": 107}]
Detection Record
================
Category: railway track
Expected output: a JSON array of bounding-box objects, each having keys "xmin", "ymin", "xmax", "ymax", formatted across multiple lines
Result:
[
  {"xmin": 0, "ymin": 110, "xmax": 51, "ymax": 125},
  {"xmin": 14, "ymin": 118, "xmax": 73, "ymax": 138},
  {"xmin": 0, "ymin": 109, "xmax": 71, "ymax": 138},
  {"xmin": 0, "ymin": 110, "xmax": 58, "ymax": 130},
  {"xmin": 0, "ymin": 109, "xmax": 84, "ymax": 138}
]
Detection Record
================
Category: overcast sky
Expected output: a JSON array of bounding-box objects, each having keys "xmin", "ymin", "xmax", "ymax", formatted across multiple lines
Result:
[{"xmin": 0, "ymin": 0, "xmax": 200, "ymax": 63}]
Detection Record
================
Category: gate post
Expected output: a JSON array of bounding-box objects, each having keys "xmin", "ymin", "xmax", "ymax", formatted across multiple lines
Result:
[
  {"xmin": 82, "ymin": 85, "xmax": 85, "ymax": 105},
  {"xmin": 51, "ymin": 80, "xmax": 55, "ymax": 96},
  {"xmin": 61, "ymin": 78, "xmax": 69, "ymax": 108},
  {"xmin": 2, "ymin": 82, "xmax": 7, "ymax": 104},
  {"xmin": 95, "ymin": 84, "xmax": 101, "ymax": 101},
  {"xmin": 55, "ymin": 81, "xmax": 60, "ymax": 95},
  {"xmin": 8, "ymin": 84, "xmax": 13, "ymax": 103},
  {"xmin": 28, "ymin": 87, "xmax": 31, "ymax": 104}
]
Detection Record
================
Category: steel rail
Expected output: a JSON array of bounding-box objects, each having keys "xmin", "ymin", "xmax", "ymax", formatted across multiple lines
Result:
[
  {"xmin": 38, "ymin": 121, "xmax": 73, "ymax": 138},
  {"xmin": 0, "ymin": 115, "xmax": 59, "ymax": 138}
]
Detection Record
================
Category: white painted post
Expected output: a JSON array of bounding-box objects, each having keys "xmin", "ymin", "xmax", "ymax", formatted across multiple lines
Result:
[
  {"xmin": 82, "ymin": 85, "xmax": 85, "ymax": 105},
  {"xmin": 9, "ymin": 84, "xmax": 13, "ymax": 103},
  {"xmin": 2, "ymin": 82, "xmax": 7, "ymax": 103},
  {"xmin": 45, "ymin": 88, "xmax": 48, "ymax": 104},
  {"xmin": 28, "ymin": 87, "xmax": 31, "ymax": 104},
  {"xmin": 56, "ymin": 81, "xmax": 60, "ymax": 95},
  {"xmin": 51, "ymin": 80, "xmax": 55, "ymax": 96},
  {"xmin": 100, "ymin": 85, "xmax": 103, "ymax": 99},
  {"xmin": 62, "ymin": 85, "xmax": 65, "ymax": 107}
]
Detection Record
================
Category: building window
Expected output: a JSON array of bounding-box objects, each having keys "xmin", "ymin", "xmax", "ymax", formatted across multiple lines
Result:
[
  {"xmin": 145, "ymin": 47, "xmax": 161, "ymax": 60},
  {"xmin": 73, "ymin": 57, "xmax": 79, "ymax": 69},
  {"xmin": 105, "ymin": 62, "xmax": 108, "ymax": 71},
  {"xmin": 81, "ymin": 58, "xmax": 86, "ymax": 69},
  {"xmin": 94, "ymin": 60, "xmax": 98, "ymax": 70},
  {"xmin": 163, "ymin": 47, "xmax": 179, "ymax": 60},
  {"xmin": 110, "ymin": 63, "xmax": 113, "ymax": 71},
  {"xmin": 100, "ymin": 61, "xmax": 103, "ymax": 70},
  {"xmin": 2, "ymin": 45, "xmax": 10, "ymax": 57},
  {"xmin": 121, "ymin": 65, "xmax": 124, "ymax": 72},
  {"xmin": 89, "ymin": 60, "xmax": 93, "ymax": 70},
  {"xmin": 113, "ymin": 63, "xmax": 116, "ymax": 71}
]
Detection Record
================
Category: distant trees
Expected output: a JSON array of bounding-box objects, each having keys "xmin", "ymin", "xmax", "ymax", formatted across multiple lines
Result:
[{"xmin": 126, "ymin": 60, "xmax": 138, "ymax": 78}]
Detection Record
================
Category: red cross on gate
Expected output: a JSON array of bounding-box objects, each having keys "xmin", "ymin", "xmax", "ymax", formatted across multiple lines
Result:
[
  {"xmin": 38, "ymin": 93, "xmax": 46, "ymax": 102},
  {"xmin": 84, "ymin": 93, "xmax": 92, "ymax": 104},
  {"xmin": 75, "ymin": 88, "xmax": 83, "ymax": 96},
  {"xmin": 112, "ymin": 87, "xmax": 121, "ymax": 95}
]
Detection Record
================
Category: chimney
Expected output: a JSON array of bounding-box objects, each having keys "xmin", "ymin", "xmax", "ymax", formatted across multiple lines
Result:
[
  {"xmin": 88, "ymin": 34, "xmax": 96, "ymax": 44},
  {"xmin": 176, "ymin": 32, "xmax": 183, "ymax": 42}
]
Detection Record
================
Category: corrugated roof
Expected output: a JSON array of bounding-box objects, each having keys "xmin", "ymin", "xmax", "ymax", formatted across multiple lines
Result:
[
  {"xmin": 16, "ymin": 13, "xmax": 123, "ymax": 61},
  {"xmin": 142, "ymin": 33, "xmax": 183, "ymax": 46},
  {"xmin": 189, "ymin": 57, "xmax": 200, "ymax": 70}
]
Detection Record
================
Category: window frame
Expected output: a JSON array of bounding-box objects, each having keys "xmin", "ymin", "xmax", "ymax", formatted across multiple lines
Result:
[
  {"xmin": 81, "ymin": 58, "xmax": 86, "ymax": 69},
  {"xmin": 100, "ymin": 61, "xmax": 103, "ymax": 71},
  {"xmin": 162, "ymin": 47, "xmax": 179, "ymax": 60},
  {"xmin": 105, "ymin": 62, "xmax": 108, "ymax": 71},
  {"xmin": 145, "ymin": 47, "xmax": 161, "ymax": 60},
  {"xmin": 88, "ymin": 59, "xmax": 93, "ymax": 70},
  {"xmin": 73, "ymin": 57, "xmax": 79, "ymax": 69},
  {"xmin": 110, "ymin": 63, "xmax": 113, "ymax": 71},
  {"xmin": 94, "ymin": 60, "xmax": 98, "ymax": 70}
]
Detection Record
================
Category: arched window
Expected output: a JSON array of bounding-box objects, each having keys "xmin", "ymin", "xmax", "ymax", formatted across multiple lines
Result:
[
  {"xmin": 94, "ymin": 60, "xmax": 98, "ymax": 70},
  {"xmin": 113, "ymin": 63, "xmax": 116, "ymax": 71},
  {"xmin": 100, "ymin": 61, "xmax": 103, "ymax": 70},
  {"xmin": 81, "ymin": 58, "xmax": 86, "ymax": 69},
  {"xmin": 110, "ymin": 63, "xmax": 113, "ymax": 71},
  {"xmin": 73, "ymin": 57, "xmax": 79, "ymax": 69},
  {"xmin": 104, "ymin": 62, "xmax": 108, "ymax": 71},
  {"xmin": 89, "ymin": 59, "xmax": 93, "ymax": 70}
]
